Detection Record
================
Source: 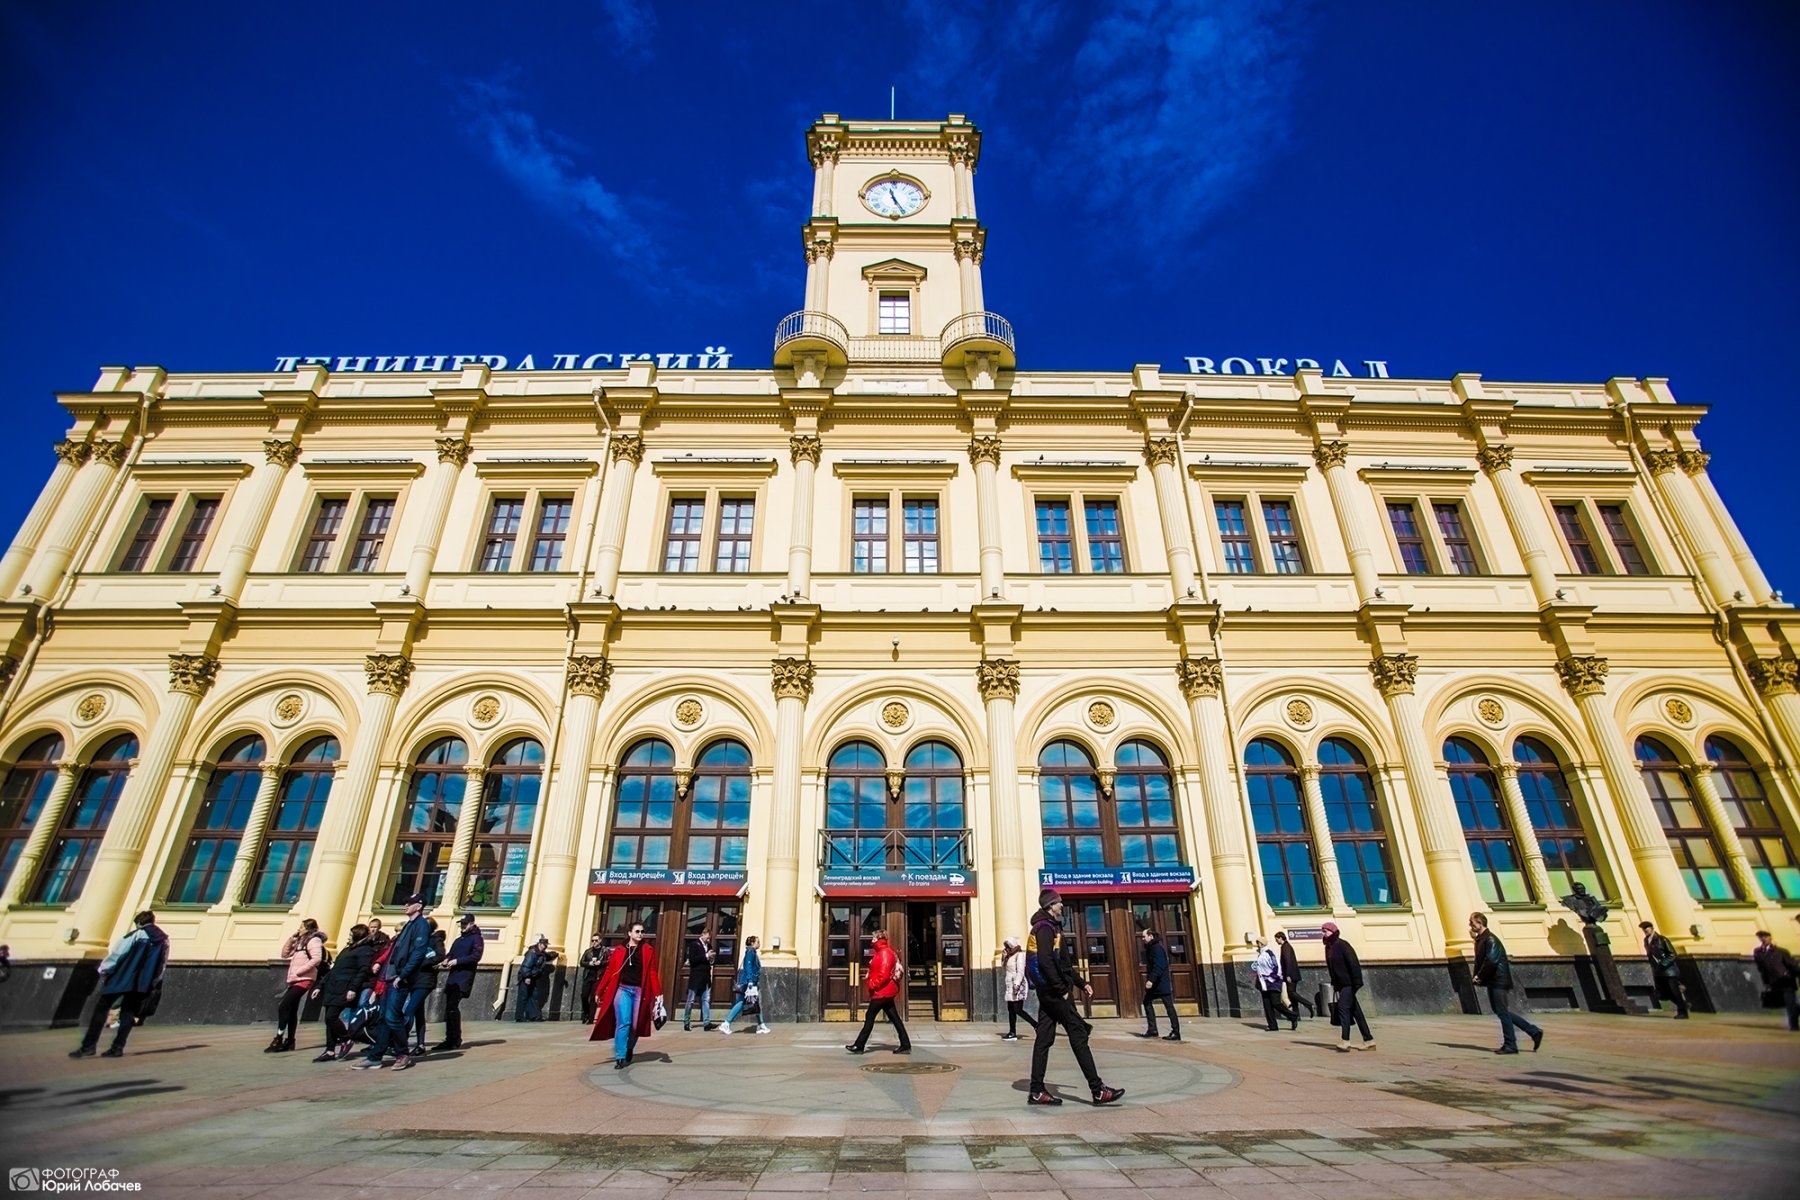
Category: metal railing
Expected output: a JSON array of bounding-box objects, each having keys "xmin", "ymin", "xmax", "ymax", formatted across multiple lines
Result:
[
  {"xmin": 846, "ymin": 334, "xmax": 942, "ymax": 363},
  {"xmin": 773, "ymin": 310, "xmax": 849, "ymax": 356},
  {"xmin": 819, "ymin": 827, "xmax": 973, "ymax": 873},
  {"xmin": 939, "ymin": 311, "xmax": 1015, "ymax": 355}
]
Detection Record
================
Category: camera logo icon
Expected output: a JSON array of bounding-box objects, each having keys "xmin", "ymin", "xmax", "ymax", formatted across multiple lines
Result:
[{"xmin": 8, "ymin": 1167, "xmax": 41, "ymax": 1192}]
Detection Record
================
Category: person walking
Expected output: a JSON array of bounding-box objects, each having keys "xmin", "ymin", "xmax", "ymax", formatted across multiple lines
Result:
[
  {"xmin": 313, "ymin": 923, "xmax": 377, "ymax": 1061},
  {"xmin": 408, "ymin": 919, "xmax": 447, "ymax": 1055},
  {"xmin": 1641, "ymin": 920, "xmax": 1690, "ymax": 1018},
  {"xmin": 578, "ymin": 934, "xmax": 607, "ymax": 1025},
  {"xmin": 1025, "ymin": 888, "xmax": 1124, "ymax": 1106},
  {"xmin": 590, "ymin": 920, "xmax": 662, "ymax": 1069},
  {"xmin": 1322, "ymin": 921, "xmax": 1374, "ymax": 1052},
  {"xmin": 719, "ymin": 934, "xmax": 770, "ymax": 1035},
  {"xmin": 353, "ymin": 893, "xmax": 432, "ymax": 1071},
  {"xmin": 683, "ymin": 929, "xmax": 717, "ymax": 1031},
  {"xmin": 1470, "ymin": 912, "xmax": 1543, "ymax": 1054},
  {"xmin": 1251, "ymin": 936, "xmax": 1298, "ymax": 1032},
  {"xmin": 436, "ymin": 914, "xmax": 484, "ymax": 1052},
  {"xmin": 1135, "ymin": 927, "xmax": 1180, "ymax": 1041},
  {"xmin": 1000, "ymin": 936, "xmax": 1030, "ymax": 1041},
  {"xmin": 1752, "ymin": 930, "xmax": 1799, "ymax": 1031},
  {"xmin": 269, "ymin": 919, "xmax": 327, "ymax": 1053},
  {"xmin": 1275, "ymin": 930, "xmax": 1315, "ymax": 1018},
  {"xmin": 515, "ymin": 935, "xmax": 552, "ymax": 1022},
  {"xmin": 70, "ymin": 911, "xmax": 169, "ymax": 1060},
  {"xmin": 846, "ymin": 929, "xmax": 911, "ymax": 1055}
]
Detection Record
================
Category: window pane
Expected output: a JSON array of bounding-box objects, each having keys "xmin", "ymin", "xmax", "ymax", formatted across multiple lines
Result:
[
  {"xmin": 1036, "ymin": 500, "xmax": 1072, "ymax": 573},
  {"xmin": 1215, "ymin": 500, "xmax": 1255, "ymax": 573},
  {"xmin": 120, "ymin": 499, "xmax": 174, "ymax": 572},
  {"xmin": 1084, "ymin": 499, "xmax": 1125, "ymax": 573}
]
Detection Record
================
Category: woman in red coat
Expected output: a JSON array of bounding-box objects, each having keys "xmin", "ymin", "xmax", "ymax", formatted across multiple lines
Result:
[
  {"xmin": 845, "ymin": 929, "xmax": 911, "ymax": 1054},
  {"xmin": 589, "ymin": 921, "xmax": 662, "ymax": 1069}
]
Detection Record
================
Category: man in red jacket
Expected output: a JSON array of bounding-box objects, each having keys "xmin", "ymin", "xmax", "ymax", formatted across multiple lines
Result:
[{"xmin": 845, "ymin": 929, "xmax": 911, "ymax": 1054}]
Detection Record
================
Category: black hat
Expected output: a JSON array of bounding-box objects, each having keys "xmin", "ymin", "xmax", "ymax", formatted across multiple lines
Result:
[
  {"xmin": 1638, "ymin": 920, "xmax": 1654, "ymax": 929},
  {"xmin": 404, "ymin": 892, "xmax": 425, "ymax": 906},
  {"xmin": 458, "ymin": 913, "xmax": 477, "ymax": 927},
  {"xmin": 1038, "ymin": 887, "xmax": 1062, "ymax": 907}
]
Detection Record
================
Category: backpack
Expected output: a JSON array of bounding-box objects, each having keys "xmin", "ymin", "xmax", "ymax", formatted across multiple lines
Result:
[{"xmin": 315, "ymin": 936, "xmax": 333, "ymax": 978}]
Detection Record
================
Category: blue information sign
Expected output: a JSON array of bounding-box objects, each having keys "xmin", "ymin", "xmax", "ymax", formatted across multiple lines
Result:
[{"xmin": 1037, "ymin": 866, "xmax": 1196, "ymax": 894}]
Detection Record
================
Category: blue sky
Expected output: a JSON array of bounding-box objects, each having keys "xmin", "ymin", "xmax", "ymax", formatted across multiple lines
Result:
[{"xmin": 2, "ymin": 2, "xmax": 1796, "ymax": 592}]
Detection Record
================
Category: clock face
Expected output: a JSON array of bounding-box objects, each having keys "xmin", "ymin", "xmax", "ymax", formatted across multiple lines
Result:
[{"xmin": 864, "ymin": 177, "xmax": 925, "ymax": 218}]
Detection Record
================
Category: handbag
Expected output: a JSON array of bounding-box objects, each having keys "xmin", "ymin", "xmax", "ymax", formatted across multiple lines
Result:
[
  {"xmin": 652, "ymin": 994, "xmax": 668, "ymax": 1029},
  {"xmin": 744, "ymin": 984, "xmax": 761, "ymax": 1015}
]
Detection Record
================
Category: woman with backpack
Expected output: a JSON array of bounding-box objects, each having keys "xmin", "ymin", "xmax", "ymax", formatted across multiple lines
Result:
[
  {"xmin": 270, "ymin": 918, "xmax": 327, "ymax": 1053},
  {"xmin": 313, "ymin": 924, "xmax": 378, "ymax": 1061}
]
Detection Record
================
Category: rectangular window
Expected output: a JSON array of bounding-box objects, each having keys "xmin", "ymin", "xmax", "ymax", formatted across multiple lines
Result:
[
  {"xmin": 346, "ymin": 497, "xmax": 394, "ymax": 573},
  {"xmin": 1554, "ymin": 503, "xmax": 1604, "ymax": 574},
  {"xmin": 478, "ymin": 497, "xmax": 525, "ymax": 572},
  {"xmin": 1597, "ymin": 504, "xmax": 1649, "ymax": 575},
  {"xmin": 877, "ymin": 292, "xmax": 911, "ymax": 335},
  {"xmin": 714, "ymin": 497, "xmax": 754, "ymax": 572},
  {"xmin": 120, "ymin": 498, "xmax": 173, "ymax": 572},
  {"xmin": 663, "ymin": 498, "xmax": 705, "ymax": 572},
  {"xmin": 1261, "ymin": 499, "xmax": 1306, "ymax": 574},
  {"xmin": 1387, "ymin": 501, "xmax": 1433, "ymax": 574},
  {"xmin": 852, "ymin": 498, "xmax": 889, "ymax": 573},
  {"xmin": 527, "ymin": 496, "xmax": 573, "ymax": 572},
  {"xmin": 1432, "ymin": 501, "xmax": 1479, "ymax": 575},
  {"xmin": 166, "ymin": 497, "xmax": 219, "ymax": 572},
  {"xmin": 1215, "ymin": 500, "xmax": 1257, "ymax": 574},
  {"xmin": 1084, "ymin": 499, "xmax": 1125, "ymax": 573},
  {"xmin": 1035, "ymin": 500, "xmax": 1073, "ymax": 573},
  {"xmin": 298, "ymin": 498, "xmax": 348, "ymax": 573},
  {"xmin": 902, "ymin": 498, "xmax": 939, "ymax": 573}
]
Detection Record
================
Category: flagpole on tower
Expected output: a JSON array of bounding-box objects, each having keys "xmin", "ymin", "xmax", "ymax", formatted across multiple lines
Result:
[{"xmin": 890, "ymin": 86, "xmax": 895, "ymax": 120}]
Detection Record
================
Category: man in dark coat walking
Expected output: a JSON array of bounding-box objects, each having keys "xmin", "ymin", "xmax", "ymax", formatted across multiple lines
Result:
[
  {"xmin": 1134, "ymin": 927, "xmax": 1179, "ymax": 1041},
  {"xmin": 578, "ymin": 934, "xmax": 607, "ymax": 1024},
  {"xmin": 70, "ymin": 911, "xmax": 169, "ymax": 1059},
  {"xmin": 1323, "ymin": 921, "xmax": 1374, "ymax": 1052},
  {"xmin": 683, "ymin": 929, "xmax": 717, "ymax": 1031},
  {"xmin": 1025, "ymin": 889, "xmax": 1124, "ymax": 1106},
  {"xmin": 1641, "ymin": 920, "xmax": 1689, "ymax": 1018},
  {"xmin": 353, "ymin": 893, "xmax": 431, "ymax": 1070},
  {"xmin": 436, "ymin": 913, "xmax": 484, "ymax": 1051},
  {"xmin": 1275, "ymin": 930, "xmax": 1315, "ymax": 1018},
  {"xmin": 1471, "ymin": 912, "xmax": 1543, "ymax": 1054},
  {"xmin": 1752, "ymin": 930, "xmax": 1799, "ymax": 1031}
]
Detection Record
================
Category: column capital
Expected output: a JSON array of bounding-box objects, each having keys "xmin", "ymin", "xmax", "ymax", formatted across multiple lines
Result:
[
  {"xmin": 53, "ymin": 438, "xmax": 91, "ymax": 466},
  {"xmin": 260, "ymin": 762, "xmax": 286, "ymax": 782},
  {"xmin": 90, "ymin": 439, "xmax": 128, "ymax": 467},
  {"xmin": 1747, "ymin": 655, "xmax": 1798, "ymax": 696},
  {"xmin": 977, "ymin": 657, "xmax": 1021, "ymax": 702},
  {"xmin": 56, "ymin": 761, "xmax": 82, "ymax": 780},
  {"xmin": 610, "ymin": 433, "xmax": 645, "ymax": 464},
  {"xmin": 1176, "ymin": 656, "xmax": 1223, "ymax": 699},
  {"xmin": 1679, "ymin": 449, "xmax": 1712, "ymax": 476},
  {"xmin": 1143, "ymin": 437, "xmax": 1178, "ymax": 468},
  {"xmin": 968, "ymin": 435, "xmax": 1003, "ymax": 467},
  {"xmin": 1476, "ymin": 444, "xmax": 1514, "ymax": 474},
  {"xmin": 167, "ymin": 653, "xmax": 220, "ymax": 697},
  {"xmin": 808, "ymin": 132, "xmax": 841, "ymax": 167},
  {"xmin": 364, "ymin": 653, "xmax": 414, "ymax": 697},
  {"xmin": 1369, "ymin": 653, "xmax": 1418, "ymax": 698},
  {"xmin": 263, "ymin": 438, "xmax": 300, "ymax": 467},
  {"xmin": 464, "ymin": 764, "xmax": 488, "ymax": 783},
  {"xmin": 1556, "ymin": 654, "xmax": 1609, "ymax": 699},
  {"xmin": 566, "ymin": 654, "xmax": 613, "ymax": 699},
  {"xmin": 1645, "ymin": 448, "xmax": 1682, "ymax": 475},
  {"xmin": 789, "ymin": 434, "xmax": 823, "ymax": 466},
  {"xmin": 1311, "ymin": 440, "xmax": 1349, "ymax": 471},
  {"xmin": 435, "ymin": 435, "xmax": 473, "ymax": 466},
  {"xmin": 1299, "ymin": 764, "xmax": 1321, "ymax": 783},
  {"xmin": 771, "ymin": 656, "xmax": 816, "ymax": 702},
  {"xmin": 1496, "ymin": 762, "xmax": 1519, "ymax": 781}
]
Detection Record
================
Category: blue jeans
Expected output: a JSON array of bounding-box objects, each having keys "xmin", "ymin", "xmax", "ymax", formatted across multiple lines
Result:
[
  {"xmin": 613, "ymin": 986, "xmax": 641, "ymax": 1061},
  {"xmin": 1489, "ymin": 985, "xmax": 1541, "ymax": 1050},
  {"xmin": 365, "ymin": 986, "xmax": 427, "ymax": 1061},
  {"xmin": 683, "ymin": 982, "xmax": 711, "ymax": 1026}
]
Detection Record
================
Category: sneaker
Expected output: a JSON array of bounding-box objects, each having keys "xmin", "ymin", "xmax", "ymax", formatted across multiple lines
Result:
[
  {"xmin": 390, "ymin": 1055, "xmax": 413, "ymax": 1071},
  {"xmin": 703, "ymin": 1022, "xmax": 718, "ymax": 1031},
  {"xmin": 718, "ymin": 1023, "xmax": 733, "ymax": 1035},
  {"xmin": 101, "ymin": 1047, "xmax": 124, "ymax": 1058},
  {"xmin": 1530, "ymin": 1030, "xmax": 1544, "ymax": 1053},
  {"xmin": 1028, "ymin": 1089, "xmax": 1063, "ymax": 1106},
  {"xmin": 352, "ymin": 1060, "xmax": 384, "ymax": 1070},
  {"xmin": 1092, "ymin": 1086, "xmax": 1125, "ymax": 1105},
  {"xmin": 1000, "ymin": 1032, "xmax": 1019, "ymax": 1041},
  {"xmin": 755, "ymin": 1025, "xmax": 772, "ymax": 1034},
  {"xmin": 1336, "ymin": 1043, "xmax": 1351, "ymax": 1053},
  {"xmin": 683, "ymin": 1023, "xmax": 692, "ymax": 1031},
  {"xmin": 334, "ymin": 1042, "xmax": 355, "ymax": 1061},
  {"xmin": 1494, "ymin": 1046, "xmax": 1519, "ymax": 1055},
  {"xmin": 408, "ymin": 1044, "xmax": 427, "ymax": 1057},
  {"xmin": 69, "ymin": 1046, "xmax": 96, "ymax": 1059},
  {"xmin": 1359, "ymin": 1041, "xmax": 1377, "ymax": 1052},
  {"xmin": 313, "ymin": 1051, "xmax": 338, "ymax": 1063},
  {"xmin": 845, "ymin": 1044, "xmax": 865, "ymax": 1054}
]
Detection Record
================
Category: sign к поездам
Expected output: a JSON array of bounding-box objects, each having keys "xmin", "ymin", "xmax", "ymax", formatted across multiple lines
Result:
[
  {"xmin": 820, "ymin": 869, "xmax": 977, "ymax": 897},
  {"xmin": 587, "ymin": 867, "xmax": 747, "ymax": 895},
  {"xmin": 1037, "ymin": 866, "xmax": 1197, "ymax": 895}
]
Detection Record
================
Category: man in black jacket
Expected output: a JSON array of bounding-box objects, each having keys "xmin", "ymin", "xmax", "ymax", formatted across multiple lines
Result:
[
  {"xmin": 515, "ymin": 936, "xmax": 552, "ymax": 1022},
  {"xmin": 1275, "ymin": 930, "xmax": 1314, "ymax": 1018},
  {"xmin": 1025, "ymin": 889, "xmax": 1124, "ymax": 1106},
  {"xmin": 314, "ymin": 924, "xmax": 378, "ymax": 1061},
  {"xmin": 1134, "ymin": 927, "xmax": 1179, "ymax": 1041},
  {"xmin": 1322, "ymin": 921, "xmax": 1374, "ymax": 1052},
  {"xmin": 1470, "ymin": 913, "xmax": 1543, "ymax": 1054},
  {"xmin": 1752, "ymin": 930, "xmax": 1799, "ymax": 1031},
  {"xmin": 70, "ymin": 911, "xmax": 169, "ymax": 1059},
  {"xmin": 683, "ymin": 929, "xmax": 717, "ymax": 1031},
  {"xmin": 354, "ymin": 893, "xmax": 430, "ymax": 1070},
  {"xmin": 435, "ymin": 914, "xmax": 484, "ymax": 1051},
  {"xmin": 1641, "ymin": 920, "xmax": 1689, "ymax": 1018},
  {"xmin": 578, "ymin": 934, "xmax": 607, "ymax": 1024}
]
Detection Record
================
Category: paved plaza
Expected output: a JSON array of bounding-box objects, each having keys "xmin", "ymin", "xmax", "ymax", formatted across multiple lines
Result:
[{"xmin": 1, "ymin": 1009, "xmax": 1796, "ymax": 1198}]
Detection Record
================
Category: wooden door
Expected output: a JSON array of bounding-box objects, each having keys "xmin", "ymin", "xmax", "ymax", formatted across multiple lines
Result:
[
  {"xmin": 1111, "ymin": 903, "xmax": 1144, "ymax": 1019},
  {"xmin": 1070, "ymin": 899, "xmax": 1119, "ymax": 1017},
  {"xmin": 823, "ymin": 900, "xmax": 886, "ymax": 1019},
  {"xmin": 935, "ymin": 901, "xmax": 969, "ymax": 1020},
  {"xmin": 1150, "ymin": 897, "xmax": 1203, "ymax": 1013},
  {"xmin": 676, "ymin": 900, "xmax": 742, "ymax": 1004}
]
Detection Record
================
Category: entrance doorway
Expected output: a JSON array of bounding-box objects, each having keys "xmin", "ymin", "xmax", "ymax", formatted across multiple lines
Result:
[
  {"xmin": 822, "ymin": 898, "xmax": 969, "ymax": 1021},
  {"xmin": 594, "ymin": 896, "xmax": 741, "ymax": 1013},
  {"xmin": 1064, "ymin": 895, "xmax": 1204, "ymax": 1019}
]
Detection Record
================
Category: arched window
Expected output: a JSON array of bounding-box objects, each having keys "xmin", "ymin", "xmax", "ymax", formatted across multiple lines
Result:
[
  {"xmin": 1039, "ymin": 740, "xmax": 1103, "ymax": 870},
  {"xmin": 1113, "ymin": 740, "xmax": 1182, "ymax": 867},
  {"xmin": 1317, "ymin": 738, "xmax": 1399, "ymax": 906},
  {"xmin": 902, "ymin": 740, "xmax": 967, "ymax": 869},
  {"xmin": 1246, "ymin": 738, "xmax": 1319, "ymax": 909},
  {"xmin": 824, "ymin": 740, "xmax": 888, "ymax": 870},
  {"xmin": 1514, "ymin": 737, "xmax": 1601, "ymax": 896},
  {"xmin": 1446, "ymin": 737, "xmax": 1530, "ymax": 904},
  {"xmin": 32, "ymin": 733, "xmax": 137, "ymax": 905},
  {"xmin": 685, "ymin": 739, "xmax": 751, "ymax": 870},
  {"xmin": 1636, "ymin": 736, "xmax": 1735, "ymax": 901},
  {"xmin": 249, "ymin": 736, "xmax": 338, "ymax": 907},
  {"xmin": 388, "ymin": 737, "xmax": 468, "ymax": 905},
  {"xmin": 1706, "ymin": 736, "xmax": 1798, "ymax": 901},
  {"xmin": 464, "ymin": 738, "xmax": 543, "ymax": 909},
  {"xmin": 0, "ymin": 733, "xmax": 63, "ymax": 893},
  {"xmin": 170, "ymin": 735, "xmax": 266, "ymax": 905},
  {"xmin": 608, "ymin": 738, "xmax": 676, "ymax": 870}
]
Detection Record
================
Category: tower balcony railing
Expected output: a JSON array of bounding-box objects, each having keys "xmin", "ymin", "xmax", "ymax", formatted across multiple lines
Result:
[
  {"xmin": 939, "ymin": 310, "xmax": 1016, "ymax": 369},
  {"xmin": 819, "ymin": 828, "xmax": 974, "ymax": 874},
  {"xmin": 772, "ymin": 309, "xmax": 849, "ymax": 367}
]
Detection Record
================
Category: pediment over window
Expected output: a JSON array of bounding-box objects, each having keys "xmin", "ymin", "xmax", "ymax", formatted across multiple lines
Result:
[{"xmin": 860, "ymin": 258, "xmax": 928, "ymax": 286}]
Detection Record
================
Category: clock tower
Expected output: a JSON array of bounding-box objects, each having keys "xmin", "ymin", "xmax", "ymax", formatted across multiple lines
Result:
[{"xmin": 774, "ymin": 113, "xmax": 1014, "ymax": 386}]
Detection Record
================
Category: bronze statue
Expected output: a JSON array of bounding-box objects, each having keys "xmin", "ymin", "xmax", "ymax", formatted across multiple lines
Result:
[{"xmin": 1561, "ymin": 881, "xmax": 1610, "ymax": 927}]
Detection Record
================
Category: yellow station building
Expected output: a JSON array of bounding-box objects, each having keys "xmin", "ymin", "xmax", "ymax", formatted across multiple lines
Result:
[{"xmin": 1, "ymin": 114, "xmax": 1796, "ymax": 1026}]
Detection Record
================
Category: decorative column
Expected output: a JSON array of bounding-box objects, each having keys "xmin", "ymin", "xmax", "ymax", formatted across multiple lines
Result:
[
  {"xmin": 0, "ymin": 762, "xmax": 80, "ymax": 908},
  {"xmin": 402, "ymin": 437, "xmax": 473, "ymax": 596},
  {"xmin": 591, "ymin": 434, "xmax": 644, "ymax": 598},
  {"xmin": 1682, "ymin": 449, "xmax": 1774, "ymax": 603},
  {"xmin": 1144, "ymin": 438, "xmax": 1199, "ymax": 598},
  {"xmin": 1176, "ymin": 657, "xmax": 1259, "ymax": 952},
  {"xmin": 978, "ymin": 658, "xmax": 1027, "ymax": 946},
  {"xmin": 1555, "ymin": 654, "xmax": 1694, "ymax": 935},
  {"xmin": 1747, "ymin": 656, "xmax": 1800, "ymax": 772},
  {"xmin": 1477, "ymin": 444, "xmax": 1559, "ymax": 606},
  {"xmin": 437, "ymin": 766, "xmax": 487, "ymax": 915},
  {"xmin": 71, "ymin": 653, "xmax": 217, "ymax": 950},
  {"xmin": 1495, "ymin": 762, "xmax": 1555, "ymax": 904},
  {"xmin": 1311, "ymin": 441, "xmax": 1381, "ymax": 603},
  {"xmin": 526, "ymin": 655, "xmax": 612, "ymax": 941},
  {"xmin": 0, "ymin": 440, "xmax": 88, "ymax": 597},
  {"xmin": 1685, "ymin": 764, "xmax": 1761, "ymax": 903},
  {"xmin": 305, "ymin": 654, "xmax": 413, "ymax": 936},
  {"xmin": 215, "ymin": 440, "xmax": 301, "ymax": 600},
  {"xmin": 765, "ymin": 656, "xmax": 815, "ymax": 954},
  {"xmin": 969, "ymin": 436, "xmax": 1005, "ymax": 599},
  {"xmin": 786, "ymin": 435, "xmax": 821, "ymax": 598},
  {"xmin": 1370, "ymin": 653, "xmax": 1481, "ymax": 951},
  {"xmin": 1645, "ymin": 449, "xmax": 1744, "ymax": 608},
  {"xmin": 1298, "ymin": 765, "xmax": 1348, "ymax": 911},
  {"xmin": 24, "ymin": 439, "xmax": 128, "ymax": 600},
  {"xmin": 212, "ymin": 763, "xmax": 286, "ymax": 911},
  {"xmin": 948, "ymin": 138, "xmax": 975, "ymax": 219},
  {"xmin": 803, "ymin": 234, "xmax": 834, "ymax": 312}
]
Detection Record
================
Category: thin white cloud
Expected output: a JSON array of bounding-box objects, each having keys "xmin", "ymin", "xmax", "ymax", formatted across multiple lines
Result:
[{"xmin": 598, "ymin": 0, "xmax": 657, "ymax": 59}]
